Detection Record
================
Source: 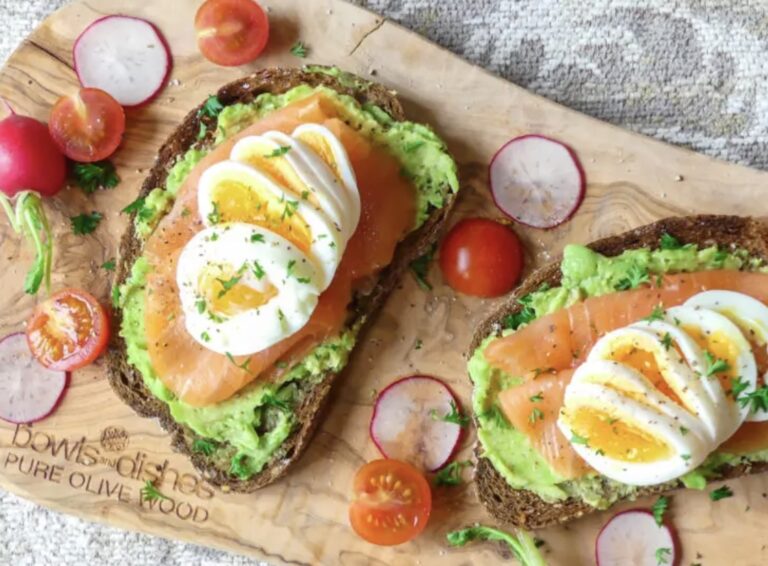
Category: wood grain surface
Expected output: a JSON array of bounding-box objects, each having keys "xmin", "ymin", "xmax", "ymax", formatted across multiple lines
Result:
[{"xmin": 1, "ymin": 1, "xmax": 768, "ymax": 564}]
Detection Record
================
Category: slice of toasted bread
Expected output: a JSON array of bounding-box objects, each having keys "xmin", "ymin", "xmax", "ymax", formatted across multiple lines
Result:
[
  {"xmin": 106, "ymin": 67, "xmax": 458, "ymax": 492},
  {"xmin": 471, "ymin": 215, "xmax": 768, "ymax": 528}
]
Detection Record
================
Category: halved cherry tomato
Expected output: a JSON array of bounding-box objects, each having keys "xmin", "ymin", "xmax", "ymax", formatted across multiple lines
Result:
[
  {"xmin": 195, "ymin": 0, "xmax": 270, "ymax": 67},
  {"xmin": 439, "ymin": 217, "xmax": 524, "ymax": 297},
  {"xmin": 349, "ymin": 459, "xmax": 432, "ymax": 546},
  {"xmin": 26, "ymin": 288, "xmax": 110, "ymax": 371},
  {"xmin": 48, "ymin": 88, "xmax": 125, "ymax": 162}
]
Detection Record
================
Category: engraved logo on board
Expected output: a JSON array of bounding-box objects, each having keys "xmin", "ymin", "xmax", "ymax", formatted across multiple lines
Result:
[{"xmin": 100, "ymin": 426, "xmax": 129, "ymax": 452}]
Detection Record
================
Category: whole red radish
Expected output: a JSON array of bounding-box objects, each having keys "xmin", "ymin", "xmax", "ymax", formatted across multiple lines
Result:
[{"xmin": 0, "ymin": 108, "xmax": 66, "ymax": 198}]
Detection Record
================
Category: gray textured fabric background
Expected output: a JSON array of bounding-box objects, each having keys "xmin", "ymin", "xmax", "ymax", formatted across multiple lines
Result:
[{"xmin": 1, "ymin": 0, "xmax": 767, "ymax": 564}]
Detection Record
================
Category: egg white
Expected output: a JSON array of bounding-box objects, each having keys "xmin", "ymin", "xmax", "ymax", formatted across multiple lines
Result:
[
  {"xmin": 685, "ymin": 290, "xmax": 768, "ymax": 421},
  {"xmin": 176, "ymin": 223, "xmax": 321, "ymax": 356},
  {"xmin": 197, "ymin": 160, "xmax": 344, "ymax": 290}
]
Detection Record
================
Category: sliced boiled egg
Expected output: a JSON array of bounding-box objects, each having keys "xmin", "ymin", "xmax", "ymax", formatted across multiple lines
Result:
[
  {"xmin": 292, "ymin": 123, "xmax": 360, "ymax": 222},
  {"xmin": 177, "ymin": 223, "xmax": 321, "ymax": 356},
  {"xmin": 230, "ymin": 132, "xmax": 358, "ymax": 239},
  {"xmin": 685, "ymin": 290, "xmax": 768, "ymax": 421},
  {"xmin": 558, "ymin": 361, "xmax": 710, "ymax": 485},
  {"xmin": 197, "ymin": 160, "xmax": 344, "ymax": 290},
  {"xmin": 586, "ymin": 326, "xmax": 722, "ymax": 443},
  {"xmin": 666, "ymin": 305, "xmax": 757, "ymax": 436}
]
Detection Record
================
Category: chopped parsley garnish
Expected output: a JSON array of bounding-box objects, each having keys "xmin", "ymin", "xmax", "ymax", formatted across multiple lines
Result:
[
  {"xmin": 207, "ymin": 202, "xmax": 221, "ymax": 225},
  {"xmin": 730, "ymin": 375, "xmax": 750, "ymax": 399},
  {"xmin": 447, "ymin": 525, "xmax": 546, "ymax": 566},
  {"xmin": 195, "ymin": 298, "xmax": 206, "ymax": 314},
  {"xmin": 714, "ymin": 248, "xmax": 729, "ymax": 266},
  {"xmin": 704, "ymin": 351, "xmax": 730, "ymax": 377},
  {"xmin": 661, "ymin": 332, "xmax": 673, "ymax": 350},
  {"xmin": 571, "ymin": 433, "xmax": 589, "ymax": 445},
  {"xmin": 404, "ymin": 140, "xmax": 425, "ymax": 153},
  {"xmin": 503, "ymin": 293, "xmax": 537, "ymax": 330},
  {"xmin": 290, "ymin": 41, "xmax": 308, "ymax": 58},
  {"xmin": 140, "ymin": 481, "xmax": 169, "ymax": 502},
  {"xmin": 216, "ymin": 266, "xmax": 246, "ymax": 298},
  {"xmin": 72, "ymin": 160, "xmax": 119, "ymax": 194},
  {"xmin": 225, "ymin": 352, "xmax": 251, "ymax": 373},
  {"xmin": 70, "ymin": 211, "xmax": 103, "ymax": 235},
  {"xmin": 735, "ymin": 384, "xmax": 768, "ymax": 415},
  {"xmin": 266, "ymin": 146, "xmax": 291, "ymax": 159},
  {"xmin": 479, "ymin": 404, "xmax": 509, "ymax": 428},
  {"xmin": 434, "ymin": 460, "xmax": 471, "ymax": 487},
  {"xmin": 181, "ymin": 207, "xmax": 191, "ymax": 217},
  {"xmin": 262, "ymin": 392, "xmax": 291, "ymax": 412},
  {"xmin": 660, "ymin": 232, "xmax": 683, "ymax": 250},
  {"xmin": 200, "ymin": 331, "xmax": 210, "ymax": 342},
  {"xmin": 281, "ymin": 199, "xmax": 299, "ymax": 219},
  {"xmin": 655, "ymin": 547, "xmax": 671, "ymax": 565},
  {"xmin": 529, "ymin": 407, "xmax": 544, "ymax": 424},
  {"xmin": 251, "ymin": 260, "xmax": 266, "ymax": 279},
  {"xmin": 191, "ymin": 439, "xmax": 217, "ymax": 456},
  {"xmin": 101, "ymin": 259, "xmax": 115, "ymax": 271},
  {"xmin": 414, "ymin": 338, "xmax": 423, "ymax": 350},
  {"xmin": 300, "ymin": 190, "xmax": 310, "ymax": 200},
  {"xmin": 198, "ymin": 95, "xmax": 224, "ymax": 118},
  {"xmin": 409, "ymin": 243, "xmax": 436, "ymax": 291},
  {"xmin": 250, "ymin": 233, "xmax": 265, "ymax": 243},
  {"xmin": 651, "ymin": 495, "xmax": 670, "ymax": 526},
  {"xmin": 529, "ymin": 393, "xmax": 544, "ymax": 402},
  {"xmin": 643, "ymin": 305, "xmax": 666, "ymax": 322},
  {"xmin": 429, "ymin": 401, "xmax": 470, "ymax": 427},
  {"xmin": 680, "ymin": 426, "xmax": 689, "ymax": 435},
  {"xmin": 230, "ymin": 453, "xmax": 250, "ymax": 479},
  {"xmin": 121, "ymin": 196, "xmax": 146, "ymax": 214},
  {"xmin": 681, "ymin": 453, "xmax": 692, "ymax": 462},
  {"xmin": 709, "ymin": 485, "xmax": 733, "ymax": 501},
  {"xmin": 286, "ymin": 259, "xmax": 296, "ymax": 278},
  {"xmin": 614, "ymin": 263, "xmax": 650, "ymax": 290}
]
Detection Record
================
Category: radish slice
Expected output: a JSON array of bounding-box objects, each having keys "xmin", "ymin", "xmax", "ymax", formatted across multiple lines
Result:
[
  {"xmin": 596, "ymin": 509, "xmax": 679, "ymax": 566},
  {"xmin": 489, "ymin": 134, "xmax": 585, "ymax": 229},
  {"xmin": 370, "ymin": 375, "xmax": 463, "ymax": 472},
  {"xmin": 0, "ymin": 333, "xmax": 68, "ymax": 424},
  {"xmin": 73, "ymin": 15, "xmax": 172, "ymax": 107}
]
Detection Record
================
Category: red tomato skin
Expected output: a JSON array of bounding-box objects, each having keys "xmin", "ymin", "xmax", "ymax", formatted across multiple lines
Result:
[
  {"xmin": 48, "ymin": 88, "xmax": 125, "ymax": 163},
  {"xmin": 0, "ymin": 114, "xmax": 66, "ymax": 197},
  {"xmin": 26, "ymin": 288, "xmax": 110, "ymax": 372},
  {"xmin": 439, "ymin": 218, "xmax": 524, "ymax": 298},
  {"xmin": 349, "ymin": 459, "xmax": 432, "ymax": 546},
  {"xmin": 195, "ymin": 0, "xmax": 270, "ymax": 67}
]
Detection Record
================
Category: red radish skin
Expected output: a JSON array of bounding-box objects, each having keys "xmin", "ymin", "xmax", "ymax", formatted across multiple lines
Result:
[
  {"xmin": 370, "ymin": 375, "xmax": 464, "ymax": 472},
  {"xmin": 73, "ymin": 16, "xmax": 172, "ymax": 108},
  {"xmin": 596, "ymin": 509, "xmax": 680, "ymax": 566},
  {"xmin": 0, "ymin": 112, "xmax": 66, "ymax": 197},
  {"xmin": 0, "ymin": 333, "xmax": 69, "ymax": 424},
  {"xmin": 489, "ymin": 134, "xmax": 586, "ymax": 229}
]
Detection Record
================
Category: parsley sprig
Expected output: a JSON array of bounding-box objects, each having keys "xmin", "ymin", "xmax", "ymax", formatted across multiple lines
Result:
[
  {"xmin": 140, "ymin": 480, "xmax": 170, "ymax": 502},
  {"xmin": 614, "ymin": 263, "xmax": 650, "ymax": 290},
  {"xmin": 70, "ymin": 211, "xmax": 103, "ymax": 235},
  {"xmin": 434, "ymin": 460, "xmax": 471, "ymax": 487},
  {"xmin": 290, "ymin": 41, "xmax": 309, "ymax": 58},
  {"xmin": 704, "ymin": 350, "xmax": 730, "ymax": 377},
  {"xmin": 429, "ymin": 401, "xmax": 469, "ymax": 427},
  {"xmin": 651, "ymin": 495, "xmax": 670, "ymax": 526},
  {"xmin": 709, "ymin": 485, "xmax": 733, "ymax": 501},
  {"xmin": 72, "ymin": 160, "xmax": 119, "ymax": 194},
  {"xmin": 409, "ymin": 244, "xmax": 436, "ymax": 291}
]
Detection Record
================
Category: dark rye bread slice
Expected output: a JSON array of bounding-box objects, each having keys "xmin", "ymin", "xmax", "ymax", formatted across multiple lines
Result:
[
  {"xmin": 471, "ymin": 215, "xmax": 768, "ymax": 529},
  {"xmin": 106, "ymin": 67, "xmax": 458, "ymax": 492}
]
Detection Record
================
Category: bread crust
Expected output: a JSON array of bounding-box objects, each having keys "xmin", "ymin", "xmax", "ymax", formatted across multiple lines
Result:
[
  {"xmin": 471, "ymin": 215, "xmax": 768, "ymax": 528},
  {"xmin": 106, "ymin": 67, "xmax": 457, "ymax": 492}
]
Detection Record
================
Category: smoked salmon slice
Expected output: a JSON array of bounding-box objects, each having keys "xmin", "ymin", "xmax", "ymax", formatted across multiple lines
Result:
[
  {"xmin": 490, "ymin": 270, "xmax": 768, "ymax": 479},
  {"xmin": 143, "ymin": 94, "xmax": 416, "ymax": 406}
]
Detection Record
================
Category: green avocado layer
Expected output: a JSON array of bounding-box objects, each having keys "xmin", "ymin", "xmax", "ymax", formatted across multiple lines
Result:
[
  {"xmin": 118, "ymin": 81, "xmax": 458, "ymax": 479},
  {"xmin": 469, "ymin": 243, "xmax": 768, "ymax": 508}
]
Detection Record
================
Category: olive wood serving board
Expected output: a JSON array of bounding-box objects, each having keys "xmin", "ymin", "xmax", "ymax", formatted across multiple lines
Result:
[{"xmin": 1, "ymin": 1, "xmax": 767, "ymax": 564}]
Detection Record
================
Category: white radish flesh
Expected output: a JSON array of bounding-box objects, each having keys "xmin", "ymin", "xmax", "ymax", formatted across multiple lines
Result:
[
  {"xmin": 370, "ymin": 375, "xmax": 463, "ymax": 472},
  {"xmin": 489, "ymin": 134, "xmax": 585, "ymax": 229},
  {"xmin": 0, "ymin": 333, "xmax": 68, "ymax": 424},
  {"xmin": 74, "ymin": 15, "xmax": 171, "ymax": 107},
  {"xmin": 596, "ymin": 509, "xmax": 679, "ymax": 566}
]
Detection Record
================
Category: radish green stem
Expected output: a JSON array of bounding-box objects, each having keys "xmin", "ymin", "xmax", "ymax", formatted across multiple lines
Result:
[{"xmin": 0, "ymin": 191, "xmax": 53, "ymax": 295}]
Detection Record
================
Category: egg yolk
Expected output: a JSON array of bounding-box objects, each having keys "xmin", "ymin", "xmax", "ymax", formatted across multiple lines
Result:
[
  {"xmin": 296, "ymin": 131, "xmax": 341, "ymax": 179},
  {"xmin": 210, "ymin": 181, "xmax": 312, "ymax": 253},
  {"xmin": 198, "ymin": 263, "xmax": 276, "ymax": 317},
  {"xmin": 682, "ymin": 325, "xmax": 739, "ymax": 389},
  {"xmin": 611, "ymin": 345, "xmax": 684, "ymax": 408},
  {"xmin": 566, "ymin": 407, "xmax": 673, "ymax": 463}
]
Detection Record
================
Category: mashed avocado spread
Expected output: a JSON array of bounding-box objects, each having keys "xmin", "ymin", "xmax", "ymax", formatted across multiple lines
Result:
[
  {"xmin": 119, "ymin": 78, "xmax": 459, "ymax": 479},
  {"xmin": 469, "ymin": 242, "xmax": 768, "ymax": 508}
]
